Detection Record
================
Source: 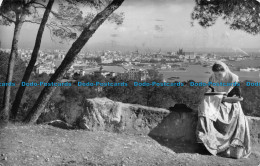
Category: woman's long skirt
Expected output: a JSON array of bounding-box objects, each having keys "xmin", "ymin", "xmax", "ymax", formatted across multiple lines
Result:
[{"xmin": 196, "ymin": 102, "xmax": 251, "ymax": 158}]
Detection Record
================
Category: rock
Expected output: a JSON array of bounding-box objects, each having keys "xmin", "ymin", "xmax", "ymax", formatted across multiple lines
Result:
[
  {"xmin": 47, "ymin": 120, "xmax": 74, "ymax": 130},
  {"xmin": 51, "ymin": 155, "xmax": 61, "ymax": 158},
  {"xmin": 120, "ymin": 161, "xmax": 126, "ymax": 166},
  {"xmin": 78, "ymin": 117, "xmax": 90, "ymax": 130},
  {"xmin": 77, "ymin": 97, "xmax": 169, "ymax": 134},
  {"xmin": 149, "ymin": 110, "xmax": 197, "ymax": 143}
]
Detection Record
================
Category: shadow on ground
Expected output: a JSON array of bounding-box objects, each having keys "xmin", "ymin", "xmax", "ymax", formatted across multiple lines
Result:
[{"xmin": 149, "ymin": 135, "xmax": 211, "ymax": 155}]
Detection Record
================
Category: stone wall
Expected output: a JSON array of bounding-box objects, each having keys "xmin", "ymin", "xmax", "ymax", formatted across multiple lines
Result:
[
  {"xmin": 47, "ymin": 97, "xmax": 260, "ymax": 152},
  {"xmin": 75, "ymin": 97, "xmax": 169, "ymax": 134}
]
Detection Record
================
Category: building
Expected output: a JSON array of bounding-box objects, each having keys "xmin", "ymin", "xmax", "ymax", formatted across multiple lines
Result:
[
  {"xmin": 37, "ymin": 66, "xmax": 55, "ymax": 74},
  {"xmin": 119, "ymin": 68, "xmax": 149, "ymax": 81}
]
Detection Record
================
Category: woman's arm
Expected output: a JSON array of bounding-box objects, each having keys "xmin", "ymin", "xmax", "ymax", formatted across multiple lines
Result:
[
  {"xmin": 227, "ymin": 86, "xmax": 241, "ymax": 97},
  {"xmin": 206, "ymin": 75, "xmax": 214, "ymax": 92},
  {"xmin": 222, "ymin": 86, "xmax": 243, "ymax": 103}
]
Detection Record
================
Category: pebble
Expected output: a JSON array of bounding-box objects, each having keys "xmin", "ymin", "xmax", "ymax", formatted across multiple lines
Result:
[{"xmin": 120, "ymin": 161, "xmax": 126, "ymax": 166}]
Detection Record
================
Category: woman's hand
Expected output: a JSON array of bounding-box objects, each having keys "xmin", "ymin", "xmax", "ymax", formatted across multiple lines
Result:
[{"xmin": 206, "ymin": 86, "xmax": 214, "ymax": 93}]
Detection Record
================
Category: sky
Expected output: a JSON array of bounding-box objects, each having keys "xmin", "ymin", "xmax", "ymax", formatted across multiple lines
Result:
[{"xmin": 0, "ymin": 0, "xmax": 260, "ymax": 52}]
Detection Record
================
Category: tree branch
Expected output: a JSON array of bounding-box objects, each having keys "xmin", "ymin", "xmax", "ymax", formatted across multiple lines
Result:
[
  {"xmin": 0, "ymin": 13, "xmax": 15, "ymax": 23},
  {"xmin": 31, "ymin": 2, "xmax": 47, "ymax": 8},
  {"xmin": 23, "ymin": 19, "xmax": 41, "ymax": 24},
  {"xmin": 23, "ymin": 0, "xmax": 125, "ymax": 123}
]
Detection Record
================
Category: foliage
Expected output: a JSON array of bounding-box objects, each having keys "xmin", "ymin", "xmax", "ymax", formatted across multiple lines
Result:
[
  {"xmin": 0, "ymin": 51, "xmax": 26, "ymax": 105},
  {"xmin": 240, "ymin": 81, "xmax": 260, "ymax": 116},
  {"xmin": 0, "ymin": 0, "xmax": 35, "ymax": 25},
  {"xmin": 23, "ymin": 72, "xmax": 260, "ymax": 123},
  {"xmin": 48, "ymin": 1, "xmax": 124, "ymax": 42},
  {"xmin": 147, "ymin": 69, "xmax": 163, "ymax": 81},
  {"xmin": 191, "ymin": 0, "xmax": 260, "ymax": 35},
  {"xmin": 0, "ymin": 0, "xmax": 124, "ymax": 41}
]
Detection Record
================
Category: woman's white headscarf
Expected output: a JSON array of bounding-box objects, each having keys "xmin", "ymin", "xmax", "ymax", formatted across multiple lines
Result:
[
  {"xmin": 214, "ymin": 61, "xmax": 230, "ymax": 72},
  {"xmin": 199, "ymin": 61, "xmax": 239, "ymax": 121},
  {"xmin": 209, "ymin": 61, "xmax": 239, "ymax": 93}
]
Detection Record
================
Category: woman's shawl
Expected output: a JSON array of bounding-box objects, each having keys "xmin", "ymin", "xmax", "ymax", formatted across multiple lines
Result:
[
  {"xmin": 208, "ymin": 61, "xmax": 239, "ymax": 93},
  {"xmin": 198, "ymin": 61, "xmax": 239, "ymax": 121}
]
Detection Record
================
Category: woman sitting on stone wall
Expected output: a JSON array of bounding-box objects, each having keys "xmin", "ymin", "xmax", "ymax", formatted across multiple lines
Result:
[{"xmin": 196, "ymin": 61, "xmax": 251, "ymax": 159}]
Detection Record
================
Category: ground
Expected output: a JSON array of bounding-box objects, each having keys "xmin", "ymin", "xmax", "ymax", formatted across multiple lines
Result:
[{"xmin": 0, "ymin": 124, "xmax": 260, "ymax": 166}]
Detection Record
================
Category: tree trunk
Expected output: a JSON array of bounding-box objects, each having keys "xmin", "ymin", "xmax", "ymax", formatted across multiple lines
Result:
[
  {"xmin": 10, "ymin": 0, "xmax": 55, "ymax": 121},
  {"xmin": 23, "ymin": 0, "xmax": 125, "ymax": 124},
  {"xmin": 0, "ymin": 14, "xmax": 25, "ymax": 124}
]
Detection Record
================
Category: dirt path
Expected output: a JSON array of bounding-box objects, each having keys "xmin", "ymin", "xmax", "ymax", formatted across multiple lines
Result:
[{"xmin": 0, "ymin": 124, "xmax": 260, "ymax": 166}]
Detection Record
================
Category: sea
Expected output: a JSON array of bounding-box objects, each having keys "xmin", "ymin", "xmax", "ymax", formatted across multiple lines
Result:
[
  {"xmin": 160, "ymin": 65, "xmax": 260, "ymax": 82},
  {"xmin": 83, "ymin": 65, "xmax": 260, "ymax": 82}
]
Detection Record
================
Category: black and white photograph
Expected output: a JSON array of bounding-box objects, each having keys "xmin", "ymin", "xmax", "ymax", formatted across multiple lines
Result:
[{"xmin": 0, "ymin": 0, "xmax": 260, "ymax": 165}]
